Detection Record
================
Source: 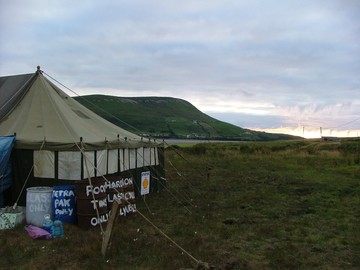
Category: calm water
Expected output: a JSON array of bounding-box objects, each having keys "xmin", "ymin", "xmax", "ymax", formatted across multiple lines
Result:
[{"xmin": 162, "ymin": 139, "xmax": 243, "ymax": 145}]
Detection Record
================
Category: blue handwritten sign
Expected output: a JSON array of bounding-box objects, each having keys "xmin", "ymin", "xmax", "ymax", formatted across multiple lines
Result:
[{"xmin": 52, "ymin": 186, "xmax": 77, "ymax": 224}]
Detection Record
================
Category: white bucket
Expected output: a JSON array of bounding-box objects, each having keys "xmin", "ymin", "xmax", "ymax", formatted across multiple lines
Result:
[{"xmin": 26, "ymin": 187, "xmax": 53, "ymax": 227}]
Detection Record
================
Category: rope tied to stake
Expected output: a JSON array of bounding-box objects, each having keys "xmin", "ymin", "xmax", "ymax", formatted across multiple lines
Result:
[{"xmin": 135, "ymin": 209, "xmax": 201, "ymax": 266}]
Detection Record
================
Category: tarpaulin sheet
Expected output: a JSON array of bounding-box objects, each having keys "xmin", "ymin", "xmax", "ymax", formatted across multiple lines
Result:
[{"xmin": 0, "ymin": 136, "xmax": 15, "ymax": 207}]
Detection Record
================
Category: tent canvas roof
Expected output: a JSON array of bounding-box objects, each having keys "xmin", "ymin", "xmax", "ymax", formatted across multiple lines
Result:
[
  {"xmin": 0, "ymin": 73, "xmax": 34, "ymax": 120},
  {"xmin": 0, "ymin": 70, "xmax": 148, "ymax": 150}
]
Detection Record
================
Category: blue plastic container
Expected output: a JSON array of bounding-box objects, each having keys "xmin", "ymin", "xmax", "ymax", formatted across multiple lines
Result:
[
  {"xmin": 42, "ymin": 214, "xmax": 53, "ymax": 234},
  {"xmin": 52, "ymin": 220, "xmax": 64, "ymax": 238},
  {"xmin": 52, "ymin": 185, "xmax": 77, "ymax": 224}
]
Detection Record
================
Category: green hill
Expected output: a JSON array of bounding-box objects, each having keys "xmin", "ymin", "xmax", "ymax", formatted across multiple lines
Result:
[{"xmin": 74, "ymin": 95, "xmax": 299, "ymax": 141}]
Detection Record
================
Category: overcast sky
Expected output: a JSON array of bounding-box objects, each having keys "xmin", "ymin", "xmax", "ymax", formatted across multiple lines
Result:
[{"xmin": 1, "ymin": 0, "xmax": 359, "ymax": 137}]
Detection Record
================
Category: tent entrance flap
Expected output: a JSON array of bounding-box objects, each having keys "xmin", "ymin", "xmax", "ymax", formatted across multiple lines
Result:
[{"xmin": 0, "ymin": 136, "xmax": 16, "ymax": 207}]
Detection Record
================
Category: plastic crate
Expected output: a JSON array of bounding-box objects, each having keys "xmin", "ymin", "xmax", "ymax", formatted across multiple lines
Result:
[{"xmin": 0, "ymin": 206, "xmax": 25, "ymax": 229}]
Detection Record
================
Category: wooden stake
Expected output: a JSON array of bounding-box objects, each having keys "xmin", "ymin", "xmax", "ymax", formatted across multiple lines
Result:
[
  {"xmin": 101, "ymin": 198, "xmax": 122, "ymax": 256},
  {"xmin": 207, "ymin": 166, "xmax": 212, "ymax": 182}
]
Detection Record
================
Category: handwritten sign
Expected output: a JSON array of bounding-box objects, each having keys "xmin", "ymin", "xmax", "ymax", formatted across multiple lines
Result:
[
  {"xmin": 27, "ymin": 192, "xmax": 52, "ymax": 213},
  {"xmin": 90, "ymin": 211, "xmax": 109, "ymax": 227},
  {"xmin": 86, "ymin": 184, "xmax": 107, "ymax": 197},
  {"xmin": 26, "ymin": 187, "xmax": 53, "ymax": 227},
  {"xmin": 107, "ymin": 191, "xmax": 135, "ymax": 204},
  {"xmin": 119, "ymin": 203, "xmax": 137, "ymax": 217},
  {"xmin": 105, "ymin": 173, "xmax": 137, "ymax": 220},
  {"xmin": 52, "ymin": 186, "xmax": 76, "ymax": 223},
  {"xmin": 90, "ymin": 197, "xmax": 108, "ymax": 210},
  {"xmin": 105, "ymin": 175, "xmax": 134, "ymax": 190}
]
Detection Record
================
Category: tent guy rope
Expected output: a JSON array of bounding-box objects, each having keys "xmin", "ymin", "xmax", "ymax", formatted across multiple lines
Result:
[
  {"xmin": 39, "ymin": 68, "xmax": 205, "ymax": 264},
  {"xmin": 135, "ymin": 208, "xmax": 201, "ymax": 266}
]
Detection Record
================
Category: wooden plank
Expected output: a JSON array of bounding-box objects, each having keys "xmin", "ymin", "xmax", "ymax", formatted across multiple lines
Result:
[{"xmin": 101, "ymin": 198, "xmax": 122, "ymax": 256}]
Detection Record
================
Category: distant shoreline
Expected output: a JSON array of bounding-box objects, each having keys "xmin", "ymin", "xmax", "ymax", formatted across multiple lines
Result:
[{"xmin": 161, "ymin": 139, "xmax": 244, "ymax": 145}]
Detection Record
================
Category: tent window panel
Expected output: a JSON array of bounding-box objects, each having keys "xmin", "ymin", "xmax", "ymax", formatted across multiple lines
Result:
[
  {"xmin": 108, "ymin": 149, "xmax": 118, "ymax": 174},
  {"xmin": 144, "ymin": 147, "xmax": 151, "ymax": 166},
  {"xmin": 121, "ymin": 149, "xmax": 129, "ymax": 172},
  {"xmin": 129, "ymin": 148, "xmax": 136, "ymax": 169},
  {"xmin": 34, "ymin": 150, "xmax": 55, "ymax": 178},
  {"xmin": 155, "ymin": 148, "xmax": 159, "ymax": 165},
  {"xmin": 58, "ymin": 151, "xmax": 81, "ymax": 180},
  {"xmin": 97, "ymin": 150, "xmax": 107, "ymax": 176},
  {"xmin": 150, "ymin": 147, "xmax": 156, "ymax": 166},
  {"xmin": 83, "ymin": 151, "xmax": 95, "ymax": 179},
  {"xmin": 137, "ymin": 147, "xmax": 144, "ymax": 168}
]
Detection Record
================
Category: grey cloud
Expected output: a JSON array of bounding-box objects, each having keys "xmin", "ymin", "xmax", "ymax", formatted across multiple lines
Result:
[{"xmin": 0, "ymin": 0, "xmax": 359, "ymax": 134}]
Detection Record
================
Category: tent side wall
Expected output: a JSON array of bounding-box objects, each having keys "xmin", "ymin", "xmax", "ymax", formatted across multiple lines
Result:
[{"xmin": 4, "ymin": 145, "xmax": 165, "ymax": 206}]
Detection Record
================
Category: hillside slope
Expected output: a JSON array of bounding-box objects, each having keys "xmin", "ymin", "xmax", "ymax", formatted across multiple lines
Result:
[{"xmin": 74, "ymin": 95, "xmax": 298, "ymax": 141}]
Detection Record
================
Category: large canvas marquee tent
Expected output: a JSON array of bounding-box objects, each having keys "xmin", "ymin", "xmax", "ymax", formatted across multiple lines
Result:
[{"xmin": 0, "ymin": 67, "xmax": 164, "ymax": 206}]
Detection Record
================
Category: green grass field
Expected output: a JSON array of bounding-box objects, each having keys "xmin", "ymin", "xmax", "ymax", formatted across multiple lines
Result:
[{"xmin": 1, "ymin": 139, "xmax": 359, "ymax": 269}]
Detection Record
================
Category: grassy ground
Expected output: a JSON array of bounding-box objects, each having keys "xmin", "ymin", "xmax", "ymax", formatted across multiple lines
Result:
[{"xmin": 1, "ymin": 139, "xmax": 359, "ymax": 269}]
